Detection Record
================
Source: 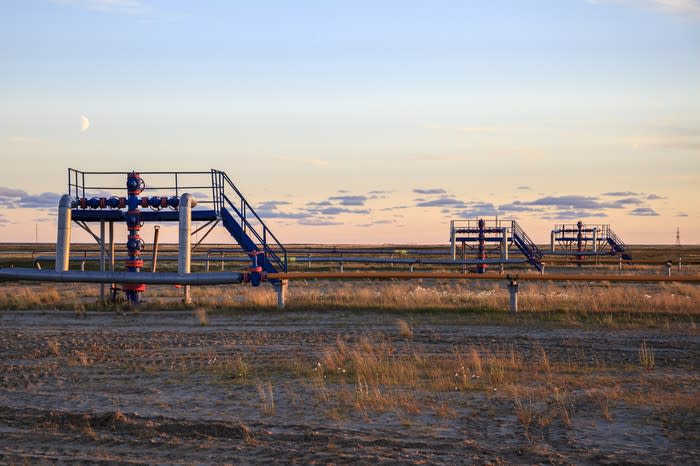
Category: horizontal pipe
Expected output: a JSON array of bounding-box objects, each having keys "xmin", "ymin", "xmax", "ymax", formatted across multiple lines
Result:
[
  {"xmin": 0, "ymin": 268, "xmax": 244, "ymax": 285},
  {"xmin": 31, "ymin": 254, "xmax": 700, "ymax": 267},
  {"xmin": 266, "ymin": 271, "xmax": 700, "ymax": 283},
  {"xmin": 33, "ymin": 255, "xmax": 527, "ymax": 266}
]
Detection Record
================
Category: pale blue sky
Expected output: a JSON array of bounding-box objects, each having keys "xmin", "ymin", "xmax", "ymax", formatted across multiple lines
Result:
[{"xmin": 1, "ymin": 0, "xmax": 698, "ymax": 243}]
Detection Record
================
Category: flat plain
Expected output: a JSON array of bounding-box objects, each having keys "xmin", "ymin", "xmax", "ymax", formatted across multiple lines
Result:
[{"xmin": 0, "ymin": 244, "xmax": 698, "ymax": 464}]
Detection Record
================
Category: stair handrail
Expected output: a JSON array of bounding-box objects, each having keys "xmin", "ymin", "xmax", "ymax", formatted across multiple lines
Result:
[
  {"xmin": 213, "ymin": 170, "xmax": 287, "ymax": 272},
  {"xmin": 221, "ymin": 193, "xmax": 287, "ymax": 271},
  {"xmin": 607, "ymin": 229, "xmax": 627, "ymax": 252},
  {"xmin": 218, "ymin": 171, "xmax": 286, "ymax": 253},
  {"xmin": 512, "ymin": 221, "xmax": 544, "ymax": 262}
]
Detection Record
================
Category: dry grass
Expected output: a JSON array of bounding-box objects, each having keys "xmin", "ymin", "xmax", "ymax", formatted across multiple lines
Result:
[
  {"xmin": 46, "ymin": 339, "xmax": 61, "ymax": 356},
  {"xmin": 395, "ymin": 319, "xmax": 413, "ymax": 338},
  {"xmin": 0, "ymin": 279, "xmax": 698, "ymax": 320},
  {"xmin": 639, "ymin": 340, "xmax": 655, "ymax": 370},
  {"xmin": 300, "ymin": 334, "xmax": 575, "ymax": 416},
  {"xmin": 257, "ymin": 381, "xmax": 275, "ymax": 416},
  {"xmin": 193, "ymin": 307, "xmax": 208, "ymax": 326},
  {"xmin": 293, "ymin": 330, "xmax": 699, "ymax": 424}
]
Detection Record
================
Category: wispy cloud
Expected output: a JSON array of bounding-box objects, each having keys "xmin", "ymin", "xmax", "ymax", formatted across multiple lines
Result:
[
  {"xmin": 328, "ymin": 195, "xmax": 368, "ymax": 206},
  {"xmin": 525, "ymin": 195, "xmax": 619, "ymax": 210},
  {"xmin": 406, "ymin": 154, "xmax": 462, "ymax": 162},
  {"xmin": 602, "ymin": 191, "xmax": 640, "ymax": 197},
  {"xmin": 6, "ymin": 136, "xmax": 39, "ymax": 143},
  {"xmin": 498, "ymin": 202, "xmax": 543, "ymax": 213},
  {"xmin": 456, "ymin": 127, "xmax": 496, "ymax": 133},
  {"xmin": 357, "ymin": 219, "xmax": 394, "ymax": 228},
  {"xmin": 278, "ymin": 156, "xmax": 329, "ymax": 167},
  {"xmin": 53, "ymin": 0, "xmax": 151, "ymax": 16},
  {"xmin": 629, "ymin": 207, "xmax": 660, "ymax": 216},
  {"xmin": 452, "ymin": 203, "xmax": 499, "ymax": 218},
  {"xmin": 298, "ymin": 218, "xmax": 342, "ymax": 226},
  {"xmin": 51, "ymin": 0, "xmax": 184, "ymax": 21},
  {"xmin": 588, "ymin": 0, "xmax": 700, "ymax": 20},
  {"xmin": 0, "ymin": 187, "xmax": 61, "ymax": 209},
  {"xmin": 675, "ymin": 212, "xmax": 689, "ymax": 217},
  {"xmin": 413, "ymin": 188, "xmax": 447, "ymax": 195},
  {"xmin": 415, "ymin": 197, "xmax": 467, "ymax": 208},
  {"xmin": 311, "ymin": 206, "xmax": 370, "ymax": 215},
  {"xmin": 542, "ymin": 211, "xmax": 609, "ymax": 220}
]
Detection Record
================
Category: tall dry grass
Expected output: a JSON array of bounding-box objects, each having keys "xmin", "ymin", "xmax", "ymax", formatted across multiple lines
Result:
[{"xmin": 0, "ymin": 280, "xmax": 698, "ymax": 320}]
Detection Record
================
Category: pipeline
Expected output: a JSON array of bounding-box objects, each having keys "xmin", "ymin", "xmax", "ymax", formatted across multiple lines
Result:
[
  {"xmin": 265, "ymin": 271, "xmax": 700, "ymax": 283},
  {"xmin": 0, "ymin": 268, "xmax": 244, "ymax": 285}
]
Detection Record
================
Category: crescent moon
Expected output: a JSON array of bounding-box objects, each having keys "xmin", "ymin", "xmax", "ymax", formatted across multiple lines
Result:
[{"xmin": 81, "ymin": 115, "xmax": 90, "ymax": 132}]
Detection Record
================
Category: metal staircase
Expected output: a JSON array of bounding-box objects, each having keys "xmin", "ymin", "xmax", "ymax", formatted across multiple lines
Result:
[
  {"xmin": 511, "ymin": 221, "xmax": 544, "ymax": 271},
  {"xmin": 211, "ymin": 170, "xmax": 287, "ymax": 276},
  {"xmin": 607, "ymin": 229, "xmax": 632, "ymax": 260}
]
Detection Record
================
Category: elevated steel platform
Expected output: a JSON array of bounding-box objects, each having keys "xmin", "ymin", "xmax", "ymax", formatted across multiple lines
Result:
[
  {"xmin": 71, "ymin": 209, "xmax": 219, "ymax": 222},
  {"xmin": 68, "ymin": 168, "xmax": 286, "ymax": 272},
  {"xmin": 450, "ymin": 219, "xmax": 543, "ymax": 271},
  {"xmin": 548, "ymin": 222, "xmax": 632, "ymax": 261}
]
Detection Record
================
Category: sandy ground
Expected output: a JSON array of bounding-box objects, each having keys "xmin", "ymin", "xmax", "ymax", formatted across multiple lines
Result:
[{"xmin": 0, "ymin": 309, "xmax": 698, "ymax": 465}]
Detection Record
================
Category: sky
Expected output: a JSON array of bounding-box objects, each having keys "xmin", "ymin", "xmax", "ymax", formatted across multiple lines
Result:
[{"xmin": 1, "ymin": 0, "xmax": 699, "ymax": 245}]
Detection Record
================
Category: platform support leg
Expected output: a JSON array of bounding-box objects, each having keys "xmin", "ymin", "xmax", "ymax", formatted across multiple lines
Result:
[
  {"xmin": 109, "ymin": 221, "xmax": 115, "ymax": 301},
  {"xmin": 275, "ymin": 279, "xmax": 288, "ymax": 309},
  {"xmin": 507, "ymin": 278, "xmax": 519, "ymax": 313},
  {"xmin": 99, "ymin": 219, "xmax": 105, "ymax": 302}
]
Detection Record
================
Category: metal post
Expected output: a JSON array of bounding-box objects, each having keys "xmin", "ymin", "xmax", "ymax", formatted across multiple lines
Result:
[
  {"xmin": 151, "ymin": 225, "xmax": 160, "ymax": 272},
  {"xmin": 550, "ymin": 230, "xmax": 555, "ymax": 253},
  {"xmin": 450, "ymin": 220, "xmax": 456, "ymax": 260},
  {"xmin": 619, "ymin": 254, "xmax": 622, "ymax": 271},
  {"xmin": 340, "ymin": 261, "xmax": 344, "ymax": 273},
  {"xmin": 502, "ymin": 228, "xmax": 508, "ymax": 260},
  {"xmin": 99, "ymin": 219, "xmax": 105, "ymax": 302},
  {"xmin": 109, "ymin": 221, "xmax": 115, "ymax": 300},
  {"xmin": 666, "ymin": 260, "xmax": 672, "ymax": 277},
  {"xmin": 179, "ymin": 193, "xmax": 196, "ymax": 304},
  {"xmin": 56, "ymin": 194, "xmax": 73, "ymax": 272},
  {"xmin": 540, "ymin": 262, "xmax": 545, "ymax": 275},
  {"xmin": 221, "ymin": 251, "xmax": 225, "ymax": 271},
  {"xmin": 678, "ymin": 256, "xmax": 682, "ymax": 272},
  {"xmin": 507, "ymin": 277, "xmax": 519, "ymax": 313},
  {"xmin": 592, "ymin": 227, "xmax": 597, "ymax": 253},
  {"xmin": 275, "ymin": 279, "xmax": 288, "ymax": 309}
]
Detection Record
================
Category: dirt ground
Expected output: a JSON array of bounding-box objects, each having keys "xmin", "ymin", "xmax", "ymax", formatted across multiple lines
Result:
[{"xmin": 0, "ymin": 309, "xmax": 698, "ymax": 465}]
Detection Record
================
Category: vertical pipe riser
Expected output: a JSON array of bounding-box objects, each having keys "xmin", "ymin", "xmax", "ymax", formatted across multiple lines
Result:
[
  {"xmin": 179, "ymin": 193, "xmax": 195, "ymax": 304},
  {"xmin": 477, "ymin": 218, "xmax": 486, "ymax": 274},
  {"xmin": 56, "ymin": 195, "xmax": 74, "ymax": 272},
  {"xmin": 123, "ymin": 172, "xmax": 145, "ymax": 303}
]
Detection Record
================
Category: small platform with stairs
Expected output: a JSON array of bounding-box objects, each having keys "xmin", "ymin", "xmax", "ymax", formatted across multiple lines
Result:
[
  {"xmin": 548, "ymin": 222, "xmax": 632, "ymax": 260},
  {"xmin": 450, "ymin": 219, "xmax": 544, "ymax": 271},
  {"xmin": 68, "ymin": 168, "xmax": 288, "ymax": 279}
]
